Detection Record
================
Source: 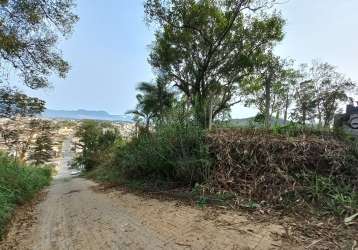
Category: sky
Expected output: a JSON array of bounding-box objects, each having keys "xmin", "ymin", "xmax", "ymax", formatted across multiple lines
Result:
[{"xmin": 24, "ymin": 0, "xmax": 358, "ymax": 118}]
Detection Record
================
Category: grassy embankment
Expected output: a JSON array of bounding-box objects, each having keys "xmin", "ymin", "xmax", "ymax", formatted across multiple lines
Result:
[{"xmin": 0, "ymin": 153, "xmax": 52, "ymax": 238}]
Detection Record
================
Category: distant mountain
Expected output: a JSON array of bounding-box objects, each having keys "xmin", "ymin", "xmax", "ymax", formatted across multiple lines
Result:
[{"xmin": 41, "ymin": 109, "xmax": 133, "ymax": 122}]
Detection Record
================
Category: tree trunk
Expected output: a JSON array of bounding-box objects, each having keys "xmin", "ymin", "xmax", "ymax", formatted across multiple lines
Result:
[
  {"xmin": 193, "ymin": 95, "xmax": 211, "ymax": 129},
  {"xmin": 317, "ymin": 106, "xmax": 322, "ymax": 128},
  {"xmin": 275, "ymin": 111, "xmax": 280, "ymax": 126},
  {"xmin": 284, "ymin": 94, "xmax": 289, "ymax": 124},
  {"xmin": 208, "ymin": 98, "xmax": 213, "ymax": 130},
  {"xmin": 302, "ymin": 104, "xmax": 307, "ymax": 125},
  {"xmin": 135, "ymin": 122, "xmax": 139, "ymax": 138},
  {"xmin": 264, "ymin": 78, "xmax": 272, "ymax": 128},
  {"xmin": 145, "ymin": 117, "xmax": 150, "ymax": 131}
]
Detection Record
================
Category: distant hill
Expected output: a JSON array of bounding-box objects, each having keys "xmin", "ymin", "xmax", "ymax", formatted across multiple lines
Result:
[{"xmin": 41, "ymin": 109, "xmax": 133, "ymax": 122}]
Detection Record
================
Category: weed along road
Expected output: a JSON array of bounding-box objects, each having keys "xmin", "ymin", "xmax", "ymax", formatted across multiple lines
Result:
[{"xmin": 1, "ymin": 137, "xmax": 294, "ymax": 250}]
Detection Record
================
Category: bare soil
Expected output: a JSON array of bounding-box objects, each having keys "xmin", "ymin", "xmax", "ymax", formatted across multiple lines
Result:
[
  {"xmin": 0, "ymin": 137, "xmax": 302, "ymax": 250},
  {"xmin": 1, "ymin": 176, "xmax": 300, "ymax": 250}
]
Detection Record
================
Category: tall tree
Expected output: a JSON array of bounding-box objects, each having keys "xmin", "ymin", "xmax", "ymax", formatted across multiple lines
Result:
[
  {"xmin": 0, "ymin": 0, "xmax": 78, "ymax": 88},
  {"xmin": 290, "ymin": 64, "xmax": 316, "ymax": 125},
  {"xmin": 242, "ymin": 56, "xmax": 296, "ymax": 127},
  {"xmin": 145, "ymin": 0, "xmax": 284, "ymax": 128},
  {"xmin": 291, "ymin": 79, "xmax": 316, "ymax": 125},
  {"xmin": 309, "ymin": 61, "xmax": 355, "ymax": 128},
  {"xmin": 29, "ymin": 120, "xmax": 54, "ymax": 164},
  {"xmin": 258, "ymin": 55, "xmax": 285, "ymax": 127},
  {"xmin": 291, "ymin": 61, "xmax": 355, "ymax": 127},
  {"xmin": 0, "ymin": 0, "xmax": 78, "ymax": 118},
  {"xmin": 279, "ymin": 68, "xmax": 300, "ymax": 124}
]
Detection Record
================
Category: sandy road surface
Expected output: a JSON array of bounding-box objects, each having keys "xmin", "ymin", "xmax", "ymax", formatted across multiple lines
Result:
[{"xmin": 1, "ymin": 137, "xmax": 295, "ymax": 250}]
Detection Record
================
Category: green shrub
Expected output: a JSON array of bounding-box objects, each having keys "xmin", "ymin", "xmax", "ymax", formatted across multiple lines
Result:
[
  {"xmin": 116, "ymin": 105, "xmax": 211, "ymax": 185},
  {"xmin": 85, "ymin": 164, "xmax": 121, "ymax": 183},
  {"xmin": 72, "ymin": 120, "xmax": 123, "ymax": 171},
  {"xmin": 271, "ymin": 122, "xmax": 334, "ymax": 138},
  {"xmin": 0, "ymin": 152, "xmax": 52, "ymax": 238},
  {"xmin": 117, "ymin": 121, "xmax": 211, "ymax": 185}
]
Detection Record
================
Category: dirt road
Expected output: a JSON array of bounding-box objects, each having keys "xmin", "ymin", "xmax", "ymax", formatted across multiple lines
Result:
[{"xmin": 1, "ymin": 137, "xmax": 295, "ymax": 250}]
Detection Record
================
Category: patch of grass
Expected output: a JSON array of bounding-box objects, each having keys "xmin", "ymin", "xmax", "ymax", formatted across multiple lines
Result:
[
  {"xmin": 299, "ymin": 173, "xmax": 358, "ymax": 216},
  {"xmin": 0, "ymin": 152, "xmax": 52, "ymax": 239},
  {"xmin": 240, "ymin": 200, "xmax": 261, "ymax": 210},
  {"xmin": 196, "ymin": 196, "xmax": 209, "ymax": 208}
]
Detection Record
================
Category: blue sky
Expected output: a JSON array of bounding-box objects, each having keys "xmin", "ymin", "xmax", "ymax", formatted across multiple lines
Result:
[{"xmin": 24, "ymin": 0, "xmax": 358, "ymax": 118}]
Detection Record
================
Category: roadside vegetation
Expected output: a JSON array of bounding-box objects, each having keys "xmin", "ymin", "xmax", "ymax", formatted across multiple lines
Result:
[
  {"xmin": 0, "ymin": 0, "xmax": 78, "ymax": 240},
  {"xmin": 76, "ymin": 118, "xmax": 358, "ymax": 217},
  {"xmin": 73, "ymin": 0, "xmax": 358, "ymax": 222},
  {"xmin": 0, "ymin": 0, "xmax": 357, "ymax": 246},
  {"xmin": 0, "ymin": 153, "xmax": 52, "ymax": 238}
]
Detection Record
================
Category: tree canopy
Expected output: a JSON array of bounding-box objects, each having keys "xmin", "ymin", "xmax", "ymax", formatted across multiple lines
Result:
[
  {"xmin": 29, "ymin": 120, "xmax": 54, "ymax": 164},
  {"xmin": 0, "ymin": 0, "xmax": 78, "ymax": 89},
  {"xmin": 127, "ymin": 79, "xmax": 176, "ymax": 128},
  {"xmin": 291, "ymin": 61, "xmax": 354, "ymax": 127},
  {"xmin": 0, "ymin": 0, "xmax": 78, "ymax": 119},
  {"xmin": 145, "ymin": 0, "xmax": 285, "ymax": 128},
  {"xmin": 0, "ymin": 87, "xmax": 45, "ymax": 118}
]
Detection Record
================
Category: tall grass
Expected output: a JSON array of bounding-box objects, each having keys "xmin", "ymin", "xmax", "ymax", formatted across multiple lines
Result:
[{"xmin": 0, "ymin": 152, "xmax": 52, "ymax": 238}]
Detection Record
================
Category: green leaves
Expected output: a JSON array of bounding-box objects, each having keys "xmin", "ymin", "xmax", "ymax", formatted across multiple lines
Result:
[
  {"xmin": 145, "ymin": 0, "xmax": 285, "ymax": 128},
  {"xmin": 0, "ymin": 0, "xmax": 78, "ymax": 89},
  {"xmin": 292, "ymin": 61, "xmax": 355, "ymax": 127},
  {"xmin": 73, "ymin": 121, "xmax": 122, "ymax": 171},
  {"xmin": 128, "ymin": 79, "xmax": 176, "ymax": 127},
  {"xmin": 0, "ymin": 153, "xmax": 52, "ymax": 238},
  {"xmin": 29, "ymin": 121, "xmax": 55, "ymax": 165},
  {"xmin": 0, "ymin": 87, "xmax": 45, "ymax": 118}
]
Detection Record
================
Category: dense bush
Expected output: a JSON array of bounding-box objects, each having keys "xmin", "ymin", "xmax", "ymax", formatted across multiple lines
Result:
[
  {"xmin": 0, "ymin": 153, "xmax": 52, "ymax": 238},
  {"xmin": 117, "ymin": 121, "xmax": 211, "ymax": 185},
  {"xmin": 77, "ymin": 108, "xmax": 212, "ymax": 186},
  {"xmin": 72, "ymin": 121, "xmax": 122, "ymax": 171}
]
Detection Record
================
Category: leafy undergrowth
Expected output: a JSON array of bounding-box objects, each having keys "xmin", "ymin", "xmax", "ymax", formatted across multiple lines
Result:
[{"xmin": 0, "ymin": 152, "xmax": 52, "ymax": 239}]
